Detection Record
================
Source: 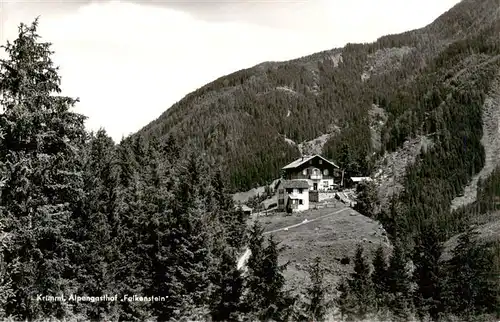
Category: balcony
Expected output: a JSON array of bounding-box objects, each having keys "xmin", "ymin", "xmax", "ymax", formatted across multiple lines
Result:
[
  {"xmin": 310, "ymin": 174, "xmax": 322, "ymax": 180},
  {"xmin": 288, "ymin": 192, "xmax": 304, "ymax": 199}
]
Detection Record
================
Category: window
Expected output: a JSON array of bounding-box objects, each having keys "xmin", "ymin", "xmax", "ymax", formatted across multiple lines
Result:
[
  {"xmin": 278, "ymin": 189, "xmax": 284, "ymax": 194},
  {"xmin": 323, "ymin": 169, "xmax": 329, "ymax": 176},
  {"xmin": 303, "ymin": 169, "xmax": 307, "ymax": 176},
  {"xmin": 286, "ymin": 189, "xmax": 293, "ymax": 194},
  {"xmin": 299, "ymin": 199, "xmax": 303, "ymax": 205},
  {"xmin": 319, "ymin": 159, "xmax": 323, "ymax": 164},
  {"xmin": 298, "ymin": 188, "xmax": 303, "ymax": 194}
]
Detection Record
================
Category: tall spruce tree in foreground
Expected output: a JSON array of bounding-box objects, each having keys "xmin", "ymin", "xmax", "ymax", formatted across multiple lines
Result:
[
  {"xmin": 258, "ymin": 235, "xmax": 295, "ymax": 321},
  {"xmin": 161, "ymin": 154, "xmax": 212, "ymax": 318},
  {"xmin": 208, "ymin": 243, "xmax": 244, "ymax": 321},
  {"xmin": 303, "ymin": 256, "xmax": 327, "ymax": 321},
  {"xmin": 114, "ymin": 138, "xmax": 151, "ymax": 321},
  {"xmin": 75, "ymin": 129, "xmax": 120, "ymax": 320},
  {"xmin": 0, "ymin": 129, "xmax": 13, "ymax": 319},
  {"xmin": 243, "ymin": 220, "xmax": 266, "ymax": 316},
  {"xmin": 206, "ymin": 168, "xmax": 249, "ymax": 321},
  {"xmin": 371, "ymin": 244, "xmax": 389, "ymax": 311},
  {"xmin": 244, "ymin": 222, "xmax": 294, "ymax": 321},
  {"xmin": 386, "ymin": 241, "xmax": 412, "ymax": 320},
  {"xmin": 412, "ymin": 222, "xmax": 444, "ymax": 321},
  {"xmin": 336, "ymin": 245, "xmax": 376, "ymax": 321},
  {"xmin": 348, "ymin": 244, "xmax": 376, "ymax": 320},
  {"xmin": 210, "ymin": 169, "xmax": 248, "ymax": 250},
  {"xmin": 0, "ymin": 19, "xmax": 87, "ymax": 320},
  {"xmin": 336, "ymin": 277, "xmax": 355, "ymax": 321}
]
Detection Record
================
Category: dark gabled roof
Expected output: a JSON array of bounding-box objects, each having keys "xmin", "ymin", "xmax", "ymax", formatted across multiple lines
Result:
[
  {"xmin": 279, "ymin": 179, "xmax": 310, "ymax": 189},
  {"xmin": 282, "ymin": 154, "xmax": 339, "ymax": 169}
]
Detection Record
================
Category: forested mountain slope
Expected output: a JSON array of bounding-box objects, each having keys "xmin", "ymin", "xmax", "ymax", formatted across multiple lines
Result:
[
  {"xmin": 1, "ymin": 1, "xmax": 500, "ymax": 320},
  {"xmin": 137, "ymin": 0, "xmax": 500, "ymax": 193}
]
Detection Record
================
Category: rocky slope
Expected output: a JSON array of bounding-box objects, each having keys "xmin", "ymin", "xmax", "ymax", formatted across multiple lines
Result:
[
  {"xmin": 450, "ymin": 70, "xmax": 500, "ymax": 211},
  {"xmin": 372, "ymin": 135, "xmax": 434, "ymax": 210}
]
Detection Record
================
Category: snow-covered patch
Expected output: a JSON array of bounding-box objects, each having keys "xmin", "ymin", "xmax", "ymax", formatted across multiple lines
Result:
[
  {"xmin": 286, "ymin": 109, "xmax": 291, "ymax": 117},
  {"xmin": 451, "ymin": 71, "xmax": 500, "ymax": 211}
]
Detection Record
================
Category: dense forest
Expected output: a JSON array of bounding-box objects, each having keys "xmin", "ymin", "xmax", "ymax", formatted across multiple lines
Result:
[
  {"xmin": 2, "ymin": 0, "xmax": 500, "ymax": 320},
  {"xmin": 138, "ymin": 1, "xmax": 500, "ymax": 316},
  {"xmin": 137, "ymin": 0, "xmax": 500, "ymax": 193},
  {"xmin": 0, "ymin": 20, "xmax": 338, "ymax": 321}
]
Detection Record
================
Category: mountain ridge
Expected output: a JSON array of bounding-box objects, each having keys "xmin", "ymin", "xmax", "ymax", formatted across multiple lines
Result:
[{"xmin": 135, "ymin": 0, "xmax": 500, "ymax": 193}]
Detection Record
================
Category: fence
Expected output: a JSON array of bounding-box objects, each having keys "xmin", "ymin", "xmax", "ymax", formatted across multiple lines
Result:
[{"xmin": 309, "ymin": 191, "xmax": 338, "ymax": 202}]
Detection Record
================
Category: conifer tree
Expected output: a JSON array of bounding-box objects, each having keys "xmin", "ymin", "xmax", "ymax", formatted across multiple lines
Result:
[
  {"xmin": 258, "ymin": 235, "xmax": 295, "ymax": 321},
  {"xmin": 336, "ymin": 277, "xmax": 356, "ymax": 321},
  {"xmin": 347, "ymin": 244, "xmax": 376, "ymax": 319},
  {"xmin": 148, "ymin": 203, "xmax": 176, "ymax": 322},
  {"xmin": 114, "ymin": 137, "xmax": 151, "ymax": 321},
  {"xmin": 243, "ymin": 220, "xmax": 266, "ymax": 316},
  {"xmin": 244, "ymin": 222, "xmax": 294, "ymax": 321},
  {"xmin": 162, "ymin": 134, "xmax": 181, "ymax": 162},
  {"xmin": 441, "ymin": 226, "xmax": 500, "ymax": 319},
  {"xmin": 303, "ymin": 256, "xmax": 327, "ymax": 321},
  {"xmin": 0, "ymin": 216, "xmax": 13, "ymax": 320},
  {"xmin": 412, "ymin": 222, "xmax": 444, "ymax": 321},
  {"xmin": 75, "ymin": 129, "xmax": 120, "ymax": 320},
  {"xmin": 371, "ymin": 244, "xmax": 388, "ymax": 310},
  {"xmin": 0, "ymin": 131, "xmax": 13, "ymax": 319},
  {"xmin": 209, "ymin": 243, "xmax": 244, "ymax": 321},
  {"xmin": 354, "ymin": 180, "xmax": 379, "ymax": 218},
  {"xmin": 0, "ymin": 19, "xmax": 87, "ymax": 320},
  {"xmin": 156, "ymin": 154, "xmax": 212, "ymax": 319},
  {"xmin": 210, "ymin": 169, "xmax": 248, "ymax": 250},
  {"xmin": 136, "ymin": 138, "xmax": 174, "ymax": 320},
  {"xmin": 386, "ymin": 242, "xmax": 412, "ymax": 320}
]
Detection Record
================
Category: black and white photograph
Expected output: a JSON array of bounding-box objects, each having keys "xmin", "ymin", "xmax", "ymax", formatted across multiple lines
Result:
[{"xmin": 0, "ymin": 0, "xmax": 499, "ymax": 320}]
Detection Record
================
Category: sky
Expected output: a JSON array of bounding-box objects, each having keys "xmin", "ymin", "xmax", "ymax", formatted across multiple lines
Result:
[{"xmin": 0, "ymin": 0, "xmax": 461, "ymax": 142}]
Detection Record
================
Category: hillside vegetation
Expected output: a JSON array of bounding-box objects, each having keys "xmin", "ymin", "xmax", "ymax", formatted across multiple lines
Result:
[
  {"xmin": 1, "ymin": 0, "xmax": 500, "ymax": 320},
  {"xmin": 136, "ymin": 0, "xmax": 500, "ymax": 319},
  {"xmin": 0, "ymin": 21, "xmax": 304, "ymax": 321},
  {"xmin": 137, "ymin": 0, "xmax": 500, "ymax": 193}
]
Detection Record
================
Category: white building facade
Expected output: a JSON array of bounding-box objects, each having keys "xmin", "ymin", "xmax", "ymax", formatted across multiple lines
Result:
[{"xmin": 276, "ymin": 179, "xmax": 310, "ymax": 212}]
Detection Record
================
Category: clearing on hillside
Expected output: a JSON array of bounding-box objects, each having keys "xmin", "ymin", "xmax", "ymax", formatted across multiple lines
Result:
[{"xmin": 257, "ymin": 201, "xmax": 390, "ymax": 300}]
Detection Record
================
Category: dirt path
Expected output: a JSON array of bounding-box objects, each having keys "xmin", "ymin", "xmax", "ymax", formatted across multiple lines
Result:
[
  {"xmin": 451, "ymin": 72, "xmax": 500, "ymax": 211},
  {"xmin": 262, "ymin": 207, "xmax": 350, "ymax": 235},
  {"xmin": 237, "ymin": 207, "xmax": 351, "ymax": 270}
]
